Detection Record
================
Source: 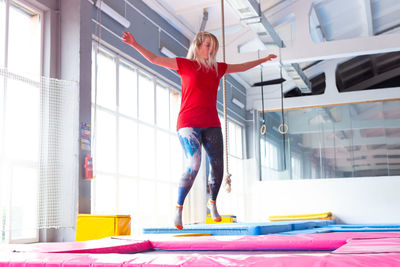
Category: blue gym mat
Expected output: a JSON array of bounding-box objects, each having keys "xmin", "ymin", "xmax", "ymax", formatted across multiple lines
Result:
[
  {"xmin": 276, "ymin": 224, "xmax": 400, "ymax": 235},
  {"xmin": 143, "ymin": 220, "xmax": 336, "ymax": 235}
]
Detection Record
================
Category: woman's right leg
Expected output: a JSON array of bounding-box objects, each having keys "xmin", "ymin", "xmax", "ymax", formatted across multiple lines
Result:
[{"xmin": 174, "ymin": 127, "xmax": 202, "ymax": 229}]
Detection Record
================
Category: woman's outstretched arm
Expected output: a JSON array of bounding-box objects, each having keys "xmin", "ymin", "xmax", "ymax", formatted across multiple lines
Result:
[
  {"xmin": 225, "ymin": 54, "xmax": 277, "ymax": 74},
  {"xmin": 122, "ymin": 31, "xmax": 178, "ymax": 70}
]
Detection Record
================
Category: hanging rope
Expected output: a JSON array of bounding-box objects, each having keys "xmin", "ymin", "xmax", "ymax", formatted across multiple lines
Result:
[
  {"xmin": 278, "ymin": 48, "xmax": 288, "ymax": 170},
  {"xmin": 221, "ymin": 0, "xmax": 231, "ymax": 193},
  {"xmin": 278, "ymin": 48, "xmax": 288, "ymax": 135},
  {"xmin": 260, "ymin": 66, "xmax": 267, "ymax": 135},
  {"xmin": 259, "ymin": 51, "xmax": 267, "ymax": 135}
]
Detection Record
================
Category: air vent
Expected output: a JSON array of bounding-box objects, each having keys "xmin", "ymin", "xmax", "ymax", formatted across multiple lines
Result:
[
  {"xmin": 284, "ymin": 73, "xmax": 325, "ymax": 98},
  {"xmin": 336, "ymin": 51, "xmax": 400, "ymax": 92}
]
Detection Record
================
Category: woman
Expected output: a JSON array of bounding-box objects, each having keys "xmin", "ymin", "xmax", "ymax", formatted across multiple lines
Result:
[{"xmin": 122, "ymin": 31, "xmax": 276, "ymax": 230}]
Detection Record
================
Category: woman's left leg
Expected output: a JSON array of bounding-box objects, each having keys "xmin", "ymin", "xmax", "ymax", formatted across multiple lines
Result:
[{"xmin": 201, "ymin": 127, "xmax": 224, "ymax": 221}]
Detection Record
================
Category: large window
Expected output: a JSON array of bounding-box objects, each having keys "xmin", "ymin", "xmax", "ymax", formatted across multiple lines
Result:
[
  {"xmin": 91, "ymin": 46, "xmax": 183, "ymax": 234},
  {"xmin": 260, "ymin": 100, "xmax": 400, "ymax": 180},
  {"xmin": 0, "ymin": 0, "xmax": 42, "ymax": 243}
]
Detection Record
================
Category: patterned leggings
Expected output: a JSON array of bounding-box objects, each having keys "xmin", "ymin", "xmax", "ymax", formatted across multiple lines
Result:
[{"xmin": 176, "ymin": 127, "xmax": 224, "ymax": 206}]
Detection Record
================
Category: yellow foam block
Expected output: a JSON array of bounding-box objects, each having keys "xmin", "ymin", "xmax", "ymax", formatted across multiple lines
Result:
[
  {"xmin": 206, "ymin": 214, "xmax": 237, "ymax": 224},
  {"xmin": 269, "ymin": 212, "xmax": 333, "ymax": 222},
  {"xmin": 76, "ymin": 214, "xmax": 131, "ymax": 241},
  {"xmin": 173, "ymin": 233, "xmax": 211, "ymax": 237}
]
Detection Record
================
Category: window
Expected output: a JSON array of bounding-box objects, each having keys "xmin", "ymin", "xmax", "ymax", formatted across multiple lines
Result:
[
  {"xmin": 138, "ymin": 74, "xmax": 154, "ymax": 124},
  {"xmin": 260, "ymin": 139, "xmax": 278, "ymax": 170},
  {"xmin": 291, "ymin": 153, "xmax": 302, "ymax": 180},
  {"xmin": 119, "ymin": 61, "xmax": 137, "ymax": 118},
  {"xmin": 0, "ymin": 0, "xmax": 5, "ymax": 68},
  {"xmin": 228, "ymin": 121, "xmax": 241, "ymax": 158},
  {"xmin": 91, "ymin": 45, "xmax": 183, "ymax": 234},
  {"xmin": 0, "ymin": 0, "xmax": 42, "ymax": 244},
  {"xmin": 220, "ymin": 116, "xmax": 244, "ymax": 159}
]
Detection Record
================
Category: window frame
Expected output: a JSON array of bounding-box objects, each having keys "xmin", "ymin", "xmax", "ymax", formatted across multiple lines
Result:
[{"xmin": 1, "ymin": 0, "xmax": 43, "ymax": 244}]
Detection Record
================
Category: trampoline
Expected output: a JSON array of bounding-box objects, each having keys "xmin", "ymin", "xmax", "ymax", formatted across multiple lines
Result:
[{"xmin": 2, "ymin": 222, "xmax": 400, "ymax": 266}]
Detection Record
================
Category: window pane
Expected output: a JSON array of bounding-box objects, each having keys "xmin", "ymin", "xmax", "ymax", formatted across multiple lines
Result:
[
  {"xmin": 0, "ymin": 76, "xmax": 3, "ymax": 151},
  {"xmin": 0, "ymin": 163, "xmax": 8, "ymax": 243},
  {"xmin": 0, "ymin": 0, "xmax": 5, "ymax": 68},
  {"xmin": 8, "ymin": 1, "xmax": 41, "ymax": 77},
  {"xmin": 92, "ymin": 174, "xmax": 116, "ymax": 214},
  {"xmin": 228, "ymin": 121, "xmax": 235, "ymax": 156},
  {"xmin": 118, "ymin": 177, "xmax": 138, "ymax": 215},
  {"xmin": 95, "ymin": 109, "xmax": 116, "ymax": 172},
  {"xmin": 138, "ymin": 74, "xmax": 154, "ymax": 124},
  {"xmin": 169, "ymin": 90, "xmax": 180, "ymax": 130},
  {"xmin": 91, "ymin": 46, "xmax": 96, "ymax": 103},
  {"xmin": 119, "ymin": 117, "xmax": 137, "ymax": 176},
  {"xmin": 170, "ymin": 135, "xmax": 182, "ymax": 182},
  {"xmin": 291, "ymin": 154, "xmax": 301, "ymax": 179},
  {"xmin": 119, "ymin": 62, "xmax": 137, "ymax": 117},
  {"xmin": 138, "ymin": 180, "xmax": 156, "ymax": 225},
  {"xmin": 96, "ymin": 51, "xmax": 116, "ymax": 110},
  {"xmin": 236, "ymin": 125, "xmax": 243, "ymax": 158},
  {"xmin": 10, "ymin": 166, "xmax": 38, "ymax": 240},
  {"xmin": 138, "ymin": 124, "xmax": 155, "ymax": 178},
  {"xmin": 156, "ymin": 183, "xmax": 173, "ymax": 225},
  {"xmin": 219, "ymin": 115, "xmax": 226, "ymax": 140},
  {"xmin": 156, "ymin": 130, "xmax": 170, "ymax": 181},
  {"xmin": 4, "ymin": 79, "xmax": 39, "ymax": 161},
  {"xmin": 156, "ymin": 84, "xmax": 169, "ymax": 129}
]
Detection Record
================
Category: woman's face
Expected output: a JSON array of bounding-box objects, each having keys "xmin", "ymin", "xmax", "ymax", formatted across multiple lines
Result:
[{"xmin": 198, "ymin": 37, "xmax": 213, "ymax": 60}]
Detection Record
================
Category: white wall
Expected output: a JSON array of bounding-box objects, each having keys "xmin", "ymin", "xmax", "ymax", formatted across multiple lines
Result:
[
  {"xmin": 245, "ymin": 174, "xmax": 400, "ymax": 224},
  {"xmin": 244, "ymin": 47, "xmax": 400, "ymax": 225}
]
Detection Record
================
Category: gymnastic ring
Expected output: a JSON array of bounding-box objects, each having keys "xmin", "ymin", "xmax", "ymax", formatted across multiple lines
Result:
[
  {"xmin": 278, "ymin": 123, "xmax": 288, "ymax": 134},
  {"xmin": 260, "ymin": 124, "xmax": 266, "ymax": 135}
]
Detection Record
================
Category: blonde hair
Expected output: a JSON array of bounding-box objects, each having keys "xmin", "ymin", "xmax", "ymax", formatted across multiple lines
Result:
[{"xmin": 186, "ymin": 32, "xmax": 219, "ymax": 72}]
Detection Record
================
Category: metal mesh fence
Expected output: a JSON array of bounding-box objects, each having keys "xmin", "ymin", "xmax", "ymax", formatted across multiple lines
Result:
[{"xmin": 0, "ymin": 68, "xmax": 79, "ymax": 242}]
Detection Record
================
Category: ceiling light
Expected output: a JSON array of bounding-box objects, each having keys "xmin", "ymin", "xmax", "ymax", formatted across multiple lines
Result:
[
  {"xmin": 90, "ymin": 0, "xmax": 130, "ymax": 28},
  {"xmin": 232, "ymin": 97, "xmax": 245, "ymax": 109},
  {"xmin": 160, "ymin": 46, "xmax": 177, "ymax": 58}
]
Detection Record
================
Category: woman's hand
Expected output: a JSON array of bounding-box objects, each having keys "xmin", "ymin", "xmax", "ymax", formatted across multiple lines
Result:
[
  {"xmin": 226, "ymin": 54, "xmax": 278, "ymax": 74},
  {"xmin": 266, "ymin": 54, "xmax": 277, "ymax": 61},
  {"xmin": 122, "ymin": 31, "xmax": 136, "ymax": 47},
  {"xmin": 121, "ymin": 31, "xmax": 178, "ymax": 70}
]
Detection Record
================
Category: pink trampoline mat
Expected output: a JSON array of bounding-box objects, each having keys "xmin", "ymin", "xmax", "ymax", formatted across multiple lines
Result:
[
  {"xmin": 333, "ymin": 237, "xmax": 400, "ymax": 254},
  {"xmin": 2, "ymin": 232, "xmax": 400, "ymax": 266},
  {"xmin": 1, "ymin": 249, "xmax": 400, "ymax": 267},
  {"xmin": 5, "ymin": 232, "xmax": 400, "ymax": 253}
]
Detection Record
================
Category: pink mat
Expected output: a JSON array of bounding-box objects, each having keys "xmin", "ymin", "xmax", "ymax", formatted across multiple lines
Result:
[
  {"xmin": 2, "ymin": 251, "xmax": 400, "ymax": 267},
  {"xmin": 149, "ymin": 232, "xmax": 400, "ymax": 251},
  {"xmin": 2, "ymin": 232, "xmax": 400, "ymax": 266},
  {"xmin": 10, "ymin": 238, "xmax": 151, "ymax": 254},
  {"xmin": 333, "ymin": 237, "xmax": 400, "ymax": 254},
  {"xmin": 7, "ymin": 232, "xmax": 400, "ymax": 253}
]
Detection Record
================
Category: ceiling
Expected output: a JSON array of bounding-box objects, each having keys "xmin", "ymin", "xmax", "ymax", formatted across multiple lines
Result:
[{"xmin": 143, "ymin": 0, "xmax": 400, "ymax": 93}]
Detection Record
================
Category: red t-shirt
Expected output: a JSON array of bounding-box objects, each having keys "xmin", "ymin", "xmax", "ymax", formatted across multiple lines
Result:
[{"xmin": 176, "ymin": 57, "xmax": 227, "ymax": 130}]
